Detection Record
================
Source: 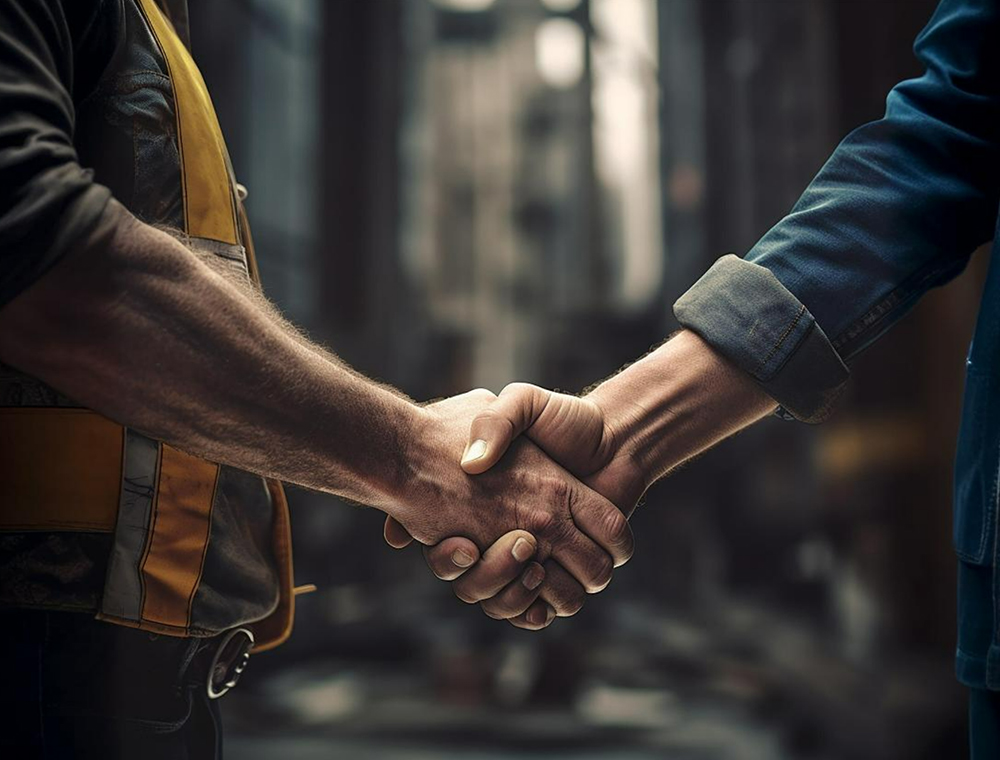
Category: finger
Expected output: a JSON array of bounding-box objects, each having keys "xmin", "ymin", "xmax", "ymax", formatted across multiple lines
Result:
[
  {"xmin": 383, "ymin": 515, "xmax": 414, "ymax": 549},
  {"xmin": 508, "ymin": 560, "xmax": 585, "ymax": 629},
  {"xmin": 460, "ymin": 383, "xmax": 551, "ymax": 475},
  {"xmin": 422, "ymin": 537, "xmax": 480, "ymax": 581},
  {"xmin": 569, "ymin": 487, "xmax": 635, "ymax": 568},
  {"xmin": 480, "ymin": 562, "xmax": 546, "ymax": 619},
  {"xmin": 546, "ymin": 519, "xmax": 614, "ymax": 594},
  {"xmin": 509, "ymin": 600, "xmax": 556, "ymax": 631},
  {"xmin": 453, "ymin": 530, "xmax": 538, "ymax": 603},
  {"xmin": 536, "ymin": 561, "xmax": 586, "ymax": 617}
]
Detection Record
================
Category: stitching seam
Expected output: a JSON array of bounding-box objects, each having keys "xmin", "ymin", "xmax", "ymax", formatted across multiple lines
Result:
[{"xmin": 759, "ymin": 305, "xmax": 806, "ymax": 373}]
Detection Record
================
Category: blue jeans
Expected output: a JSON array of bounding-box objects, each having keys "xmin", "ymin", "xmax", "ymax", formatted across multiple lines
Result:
[{"xmin": 0, "ymin": 611, "xmax": 223, "ymax": 759}]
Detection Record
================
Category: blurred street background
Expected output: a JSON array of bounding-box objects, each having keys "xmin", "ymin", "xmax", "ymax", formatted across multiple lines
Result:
[{"xmin": 190, "ymin": 0, "xmax": 977, "ymax": 757}]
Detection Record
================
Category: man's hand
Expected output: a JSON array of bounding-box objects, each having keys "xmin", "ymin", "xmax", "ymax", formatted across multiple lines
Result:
[{"xmin": 385, "ymin": 390, "xmax": 635, "ymax": 597}]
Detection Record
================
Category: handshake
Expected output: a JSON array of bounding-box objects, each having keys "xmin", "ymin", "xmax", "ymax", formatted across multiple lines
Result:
[
  {"xmin": 381, "ymin": 383, "xmax": 643, "ymax": 631},
  {"xmin": 368, "ymin": 331, "xmax": 777, "ymax": 630}
]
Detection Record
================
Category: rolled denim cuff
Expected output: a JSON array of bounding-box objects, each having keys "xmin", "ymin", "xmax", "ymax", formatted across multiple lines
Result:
[{"xmin": 673, "ymin": 254, "xmax": 850, "ymax": 423}]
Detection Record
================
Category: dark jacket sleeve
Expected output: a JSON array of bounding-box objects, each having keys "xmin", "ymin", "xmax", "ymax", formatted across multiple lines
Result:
[
  {"xmin": 674, "ymin": 0, "xmax": 1000, "ymax": 422},
  {"xmin": 0, "ymin": 0, "xmax": 113, "ymax": 310}
]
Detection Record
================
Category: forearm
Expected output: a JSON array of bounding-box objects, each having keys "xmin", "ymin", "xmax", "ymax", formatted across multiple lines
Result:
[
  {"xmin": 0, "ymin": 201, "xmax": 417, "ymax": 509},
  {"xmin": 589, "ymin": 330, "xmax": 776, "ymax": 491}
]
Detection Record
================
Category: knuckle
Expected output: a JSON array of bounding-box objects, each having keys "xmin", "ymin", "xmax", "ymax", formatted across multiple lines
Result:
[
  {"xmin": 525, "ymin": 508, "xmax": 557, "ymax": 537},
  {"xmin": 538, "ymin": 476, "xmax": 571, "ymax": 513},
  {"xmin": 602, "ymin": 509, "xmax": 633, "ymax": 556},
  {"xmin": 502, "ymin": 381, "xmax": 531, "ymax": 398},
  {"xmin": 550, "ymin": 477, "xmax": 571, "ymax": 505},
  {"xmin": 470, "ymin": 387, "xmax": 497, "ymax": 402},
  {"xmin": 476, "ymin": 407, "xmax": 516, "ymax": 439},
  {"xmin": 477, "ymin": 407, "xmax": 507, "ymax": 425}
]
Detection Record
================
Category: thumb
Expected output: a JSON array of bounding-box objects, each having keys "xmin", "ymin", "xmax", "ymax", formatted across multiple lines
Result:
[{"xmin": 460, "ymin": 383, "xmax": 551, "ymax": 475}]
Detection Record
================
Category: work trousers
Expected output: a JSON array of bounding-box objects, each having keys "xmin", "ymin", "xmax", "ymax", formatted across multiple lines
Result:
[{"xmin": 0, "ymin": 610, "xmax": 222, "ymax": 759}]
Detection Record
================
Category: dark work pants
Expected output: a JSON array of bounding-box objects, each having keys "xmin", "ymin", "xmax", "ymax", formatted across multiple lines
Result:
[
  {"xmin": 0, "ymin": 611, "xmax": 222, "ymax": 759},
  {"xmin": 970, "ymin": 688, "xmax": 1000, "ymax": 759}
]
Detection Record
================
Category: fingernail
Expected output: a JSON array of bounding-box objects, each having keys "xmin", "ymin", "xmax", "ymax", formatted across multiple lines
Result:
[
  {"xmin": 528, "ymin": 606, "xmax": 546, "ymax": 626},
  {"xmin": 452, "ymin": 549, "xmax": 475, "ymax": 568},
  {"xmin": 461, "ymin": 439, "xmax": 488, "ymax": 466},
  {"xmin": 511, "ymin": 537, "xmax": 534, "ymax": 562},
  {"xmin": 521, "ymin": 565, "xmax": 544, "ymax": 591}
]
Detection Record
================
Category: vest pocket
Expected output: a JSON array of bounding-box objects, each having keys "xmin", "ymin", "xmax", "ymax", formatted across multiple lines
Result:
[{"xmin": 954, "ymin": 370, "xmax": 1000, "ymax": 565}]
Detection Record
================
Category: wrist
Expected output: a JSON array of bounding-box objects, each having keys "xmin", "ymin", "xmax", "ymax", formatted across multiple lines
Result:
[
  {"xmin": 369, "ymin": 388, "xmax": 497, "ymax": 542},
  {"xmin": 588, "ymin": 393, "xmax": 658, "ymax": 501},
  {"xmin": 311, "ymin": 384, "xmax": 432, "ymax": 515},
  {"xmin": 589, "ymin": 330, "xmax": 776, "ymax": 488},
  {"xmin": 370, "ymin": 400, "xmax": 435, "ymax": 515}
]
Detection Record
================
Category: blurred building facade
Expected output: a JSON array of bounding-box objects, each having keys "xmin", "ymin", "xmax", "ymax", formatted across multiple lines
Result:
[{"xmin": 188, "ymin": 1, "xmax": 973, "ymax": 757}]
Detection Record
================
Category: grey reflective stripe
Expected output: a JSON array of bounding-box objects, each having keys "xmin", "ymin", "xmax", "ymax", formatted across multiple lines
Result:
[
  {"xmin": 99, "ymin": 429, "xmax": 160, "ymax": 622},
  {"xmin": 187, "ymin": 236, "xmax": 249, "ymax": 275}
]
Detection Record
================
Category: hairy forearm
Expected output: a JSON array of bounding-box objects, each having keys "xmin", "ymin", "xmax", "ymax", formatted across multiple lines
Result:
[
  {"xmin": 589, "ymin": 330, "xmax": 777, "ymax": 491},
  {"xmin": 0, "ymin": 201, "xmax": 416, "ymax": 509}
]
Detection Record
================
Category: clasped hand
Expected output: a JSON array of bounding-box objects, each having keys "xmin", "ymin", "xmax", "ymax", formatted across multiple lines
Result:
[{"xmin": 382, "ymin": 385, "xmax": 647, "ymax": 630}]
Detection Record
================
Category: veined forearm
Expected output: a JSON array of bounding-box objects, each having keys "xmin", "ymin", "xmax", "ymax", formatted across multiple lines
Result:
[
  {"xmin": 0, "ymin": 201, "xmax": 417, "ymax": 509},
  {"xmin": 589, "ymin": 330, "xmax": 776, "ymax": 490}
]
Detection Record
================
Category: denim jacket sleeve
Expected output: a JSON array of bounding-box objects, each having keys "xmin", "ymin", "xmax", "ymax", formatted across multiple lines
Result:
[{"xmin": 674, "ymin": 0, "xmax": 1000, "ymax": 422}]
